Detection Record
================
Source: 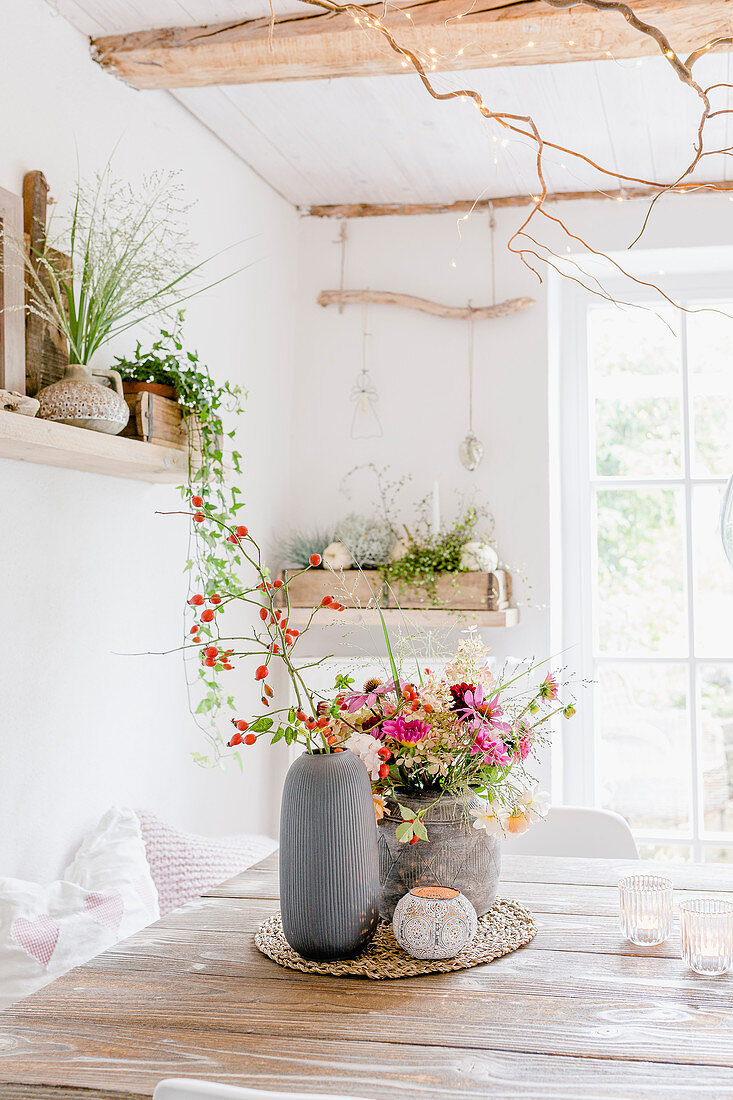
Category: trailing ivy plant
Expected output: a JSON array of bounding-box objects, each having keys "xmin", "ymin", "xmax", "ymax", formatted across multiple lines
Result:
[
  {"xmin": 384, "ymin": 499, "xmax": 494, "ymax": 605},
  {"xmin": 116, "ymin": 316, "xmax": 246, "ymax": 761}
]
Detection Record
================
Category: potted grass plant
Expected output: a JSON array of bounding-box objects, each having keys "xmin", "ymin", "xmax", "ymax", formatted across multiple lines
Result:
[{"xmin": 21, "ymin": 163, "xmax": 241, "ymax": 434}]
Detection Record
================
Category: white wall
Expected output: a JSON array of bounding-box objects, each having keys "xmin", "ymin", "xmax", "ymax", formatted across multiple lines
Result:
[
  {"xmin": 294, "ymin": 209, "xmax": 549, "ymax": 667},
  {"xmin": 0, "ymin": 0, "xmax": 297, "ymax": 880}
]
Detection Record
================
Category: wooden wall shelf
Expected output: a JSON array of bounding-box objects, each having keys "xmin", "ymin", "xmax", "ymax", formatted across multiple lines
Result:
[
  {"xmin": 286, "ymin": 607, "xmax": 520, "ymax": 628},
  {"xmin": 0, "ymin": 409, "xmax": 188, "ymax": 482}
]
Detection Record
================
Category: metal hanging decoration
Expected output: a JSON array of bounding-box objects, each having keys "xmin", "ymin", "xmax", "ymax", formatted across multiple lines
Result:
[
  {"xmin": 351, "ymin": 301, "xmax": 383, "ymax": 438},
  {"xmin": 458, "ymin": 311, "xmax": 483, "ymax": 471}
]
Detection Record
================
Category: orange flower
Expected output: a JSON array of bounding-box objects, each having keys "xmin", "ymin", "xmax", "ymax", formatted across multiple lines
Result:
[
  {"xmin": 504, "ymin": 812, "xmax": 531, "ymax": 835},
  {"xmin": 373, "ymin": 794, "xmax": 387, "ymax": 822}
]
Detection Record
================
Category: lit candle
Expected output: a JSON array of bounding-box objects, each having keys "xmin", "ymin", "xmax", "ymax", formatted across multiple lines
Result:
[
  {"xmin": 680, "ymin": 899, "xmax": 733, "ymax": 976},
  {"xmin": 618, "ymin": 875, "xmax": 673, "ymax": 947},
  {"xmin": 432, "ymin": 481, "xmax": 440, "ymax": 539}
]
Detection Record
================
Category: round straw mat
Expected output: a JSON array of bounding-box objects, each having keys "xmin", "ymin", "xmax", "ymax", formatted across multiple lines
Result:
[{"xmin": 254, "ymin": 897, "xmax": 536, "ymax": 979}]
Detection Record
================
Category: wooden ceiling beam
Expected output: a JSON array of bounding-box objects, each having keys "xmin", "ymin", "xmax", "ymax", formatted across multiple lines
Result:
[
  {"xmin": 91, "ymin": 0, "xmax": 733, "ymax": 89},
  {"xmin": 305, "ymin": 180, "xmax": 733, "ymax": 217}
]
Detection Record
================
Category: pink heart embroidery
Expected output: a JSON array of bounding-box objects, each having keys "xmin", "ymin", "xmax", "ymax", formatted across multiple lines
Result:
[
  {"xmin": 84, "ymin": 891, "xmax": 123, "ymax": 933},
  {"xmin": 11, "ymin": 915, "xmax": 60, "ymax": 968}
]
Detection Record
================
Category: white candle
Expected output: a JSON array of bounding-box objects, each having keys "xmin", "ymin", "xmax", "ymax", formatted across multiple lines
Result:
[{"xmin": 432, "ymin": 481, "xmax": 440, "ymax": 539}]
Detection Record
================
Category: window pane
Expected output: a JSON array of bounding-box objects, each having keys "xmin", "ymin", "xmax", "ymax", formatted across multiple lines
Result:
[
  {"xmin": 703, "ymin": 847, "xmax": 733, "ymax": 863},
  {"xmin": 687, "ymin": 307, "xmax": 733, "ymax": 477},
  {"xmin": 596, "ymin": 488, "xmax": 687, "ymax": 655},
  {"xmin": 596, "ymin": 664, "xmax": 690, "ymax": 832},
  {"xmin": 588, "ymin": 307, "xmax": 682, "ymax": 477},
  {"xmin": 692, "ymin": 485, "xmax": 733, "ymax": 658},
  {"xmin": 638, "ymin": 843, "xmax": 692, "ymax": 862},
  {"xmin": 699, "ymin": 665, "xmax": 733, "ymax": 835}
]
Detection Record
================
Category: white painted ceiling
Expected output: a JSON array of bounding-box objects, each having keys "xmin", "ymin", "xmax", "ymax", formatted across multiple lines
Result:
[{"xmin": 55, "ymin": 0, "xmax": 733, "ymax": 208}]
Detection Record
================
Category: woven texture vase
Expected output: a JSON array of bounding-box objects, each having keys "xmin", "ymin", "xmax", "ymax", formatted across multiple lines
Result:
[
  {"xmin": 279, "ymin": 750, "xmax": 380, "ymax": 961},
  {"xmin": 378, "ymin": 790, "xmax": 501, "ymax": 920}
]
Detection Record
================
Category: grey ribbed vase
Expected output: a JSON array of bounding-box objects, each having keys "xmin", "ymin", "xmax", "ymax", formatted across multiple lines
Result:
[
  {"xmin": 279, "ymin": 750, "xmax": 380, "ymax": 961},
  {"xmin": 378, "ymin": 790, "xmax": 501, "ymax": 920}
]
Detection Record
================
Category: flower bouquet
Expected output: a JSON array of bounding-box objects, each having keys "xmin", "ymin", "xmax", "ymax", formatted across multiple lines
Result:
[
  {"xmin": 335, "ymin": 635, "xmax": 573, "ymax": 917},
  {"xmin": 170, "ymin": 498, "xmax": 576, "ymax": 956}
]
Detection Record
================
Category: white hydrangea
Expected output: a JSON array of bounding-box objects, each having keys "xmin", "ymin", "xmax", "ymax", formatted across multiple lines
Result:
[{"xmin": 346, "ymin": 731, "xmax": 383, "ymax": 780}]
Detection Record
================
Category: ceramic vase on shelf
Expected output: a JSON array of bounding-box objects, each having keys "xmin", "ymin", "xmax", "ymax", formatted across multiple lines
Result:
[
  {"xmin": 377, "ymin": 790, "xmax": 501, "ymax": 921},
  {"xmin": 36, "ymin": 363, "xmax": 130, "ymax": 435},
  {"xmin": 279, "ymin": 749, "xmax": 380, "ymax": 961}
]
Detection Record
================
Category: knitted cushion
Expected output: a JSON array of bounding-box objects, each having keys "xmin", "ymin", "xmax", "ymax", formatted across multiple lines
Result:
[{"xmin": 136, "ymin": 811, "xmax": 277, "ymax": 916}]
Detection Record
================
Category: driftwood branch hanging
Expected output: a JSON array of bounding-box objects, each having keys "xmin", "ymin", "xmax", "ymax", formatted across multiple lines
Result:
[{"xmin": 317, "ymin": 289, "xmax": 534, "ymax": 321}]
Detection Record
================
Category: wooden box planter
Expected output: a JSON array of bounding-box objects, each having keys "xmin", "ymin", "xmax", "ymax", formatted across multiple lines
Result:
[
  {"xmin": 386, "ymin": 571, "xmax": 509, "ymax": 610},
  {"xmin": 278, "ymin": 568, "xmax": 385, "ymax": 608},
  {"xmin": 121, "ymin": 388, "xmax": 203, "ymax": 453},
  {"xmin": 278, "ymin": 568, "xmax": 511, "ymax": 612}
]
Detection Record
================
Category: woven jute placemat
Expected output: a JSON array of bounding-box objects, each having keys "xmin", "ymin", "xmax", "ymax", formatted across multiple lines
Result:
[{"xmin": 254, "ymin": 897, "xmax": 536, "ymax": 979}]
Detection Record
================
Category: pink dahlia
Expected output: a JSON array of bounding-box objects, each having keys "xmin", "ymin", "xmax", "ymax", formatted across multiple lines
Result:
[{"xmin": 381, "ymin": 716, "xmax": 431, "ymax": 745}]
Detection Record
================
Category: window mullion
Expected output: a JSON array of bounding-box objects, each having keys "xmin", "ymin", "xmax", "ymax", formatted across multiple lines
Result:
[{"xmin": 680, "ymin": 306, "xmax": 702, "ymax": 862}]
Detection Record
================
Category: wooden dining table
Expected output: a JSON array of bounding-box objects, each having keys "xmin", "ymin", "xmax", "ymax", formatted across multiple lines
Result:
[{"xmin": 1, "ymin": 852, "xmax": 732, "ymax": 1099}]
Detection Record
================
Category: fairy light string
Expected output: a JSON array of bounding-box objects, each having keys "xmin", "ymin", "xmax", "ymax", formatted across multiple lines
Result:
[{"xmin": 288, "ymin": 0, "xmax": 733, "ymax": 306}]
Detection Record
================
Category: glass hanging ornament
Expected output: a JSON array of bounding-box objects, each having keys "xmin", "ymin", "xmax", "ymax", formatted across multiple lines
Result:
[
  {"xmin": 459, "ymin": 313, "xmax": 484, "ymax": 470},
  {"xmin": 351, "ymin": 303, "xmax": 383, "ymax": 439},
  {"xmin": 722, "ymin": 473, "xmax": 733, "ymax": 567}
]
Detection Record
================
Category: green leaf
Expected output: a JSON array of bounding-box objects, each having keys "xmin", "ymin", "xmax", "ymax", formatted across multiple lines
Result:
[
  {"xmin": 270, "ymin": 727, "xmax": 284, "ymax": 744},
  {"xmin": 251, "ymin": 716, "xmax": 274, "ymax": 733},
  {"xmin": 413, "ymin": 819, "xmax": 429, "ymax": 841},
  {"xmin": 397, "ymin": 804, "xmax": 415, "ymax": 821},
  {"xmin": 395, "ymin": 822, "xmax": 415, "ymax": 843}
]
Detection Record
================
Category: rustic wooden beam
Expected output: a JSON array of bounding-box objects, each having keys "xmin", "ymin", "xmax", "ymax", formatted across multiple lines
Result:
[
  {"xmin": 306, "ymin": 180, "xmax": 733, "ymax": 218},
  {"xmin": 317, "ymin": 288, "xmax": 534, "ymax": 319},
  {"xmin": 90, "ymin": 0, "xmax": 733, "ymax": 89}
]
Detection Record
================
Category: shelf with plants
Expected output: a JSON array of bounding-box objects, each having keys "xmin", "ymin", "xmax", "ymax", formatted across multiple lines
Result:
[
  {"xmin": 283, "ymin": 606, "xmax": 520, "ymax": 628},
  {"xmin": 277, "ymin": 466, "xmax": 520, "ymax": 627},
  {"xmin": 0, "ymin": 406, "xmax": 189, "ymax": 482},
  {"xmin": 0, "ymin": 165, "xmax": 242, "ymax": 487}
]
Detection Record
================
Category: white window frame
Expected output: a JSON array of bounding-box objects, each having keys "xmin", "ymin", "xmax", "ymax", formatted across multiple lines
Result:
[{"xmin": 553, "ymin": 261, "xmax": 733, "ymax": 861}]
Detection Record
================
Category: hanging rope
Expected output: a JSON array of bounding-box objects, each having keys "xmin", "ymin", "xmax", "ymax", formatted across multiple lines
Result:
[{"xmin": 467, "ymin": 308, "xmax": 475, "ymax": 434}]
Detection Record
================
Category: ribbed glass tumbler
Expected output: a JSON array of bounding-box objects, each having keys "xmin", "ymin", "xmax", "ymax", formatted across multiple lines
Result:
[
  {"xmin": 618, "ymin": 874, "xmax": 673, "ymax": 946},
  {"xmin": 679, "ymin": 899, "xmax": 733, "ymax": 976}
]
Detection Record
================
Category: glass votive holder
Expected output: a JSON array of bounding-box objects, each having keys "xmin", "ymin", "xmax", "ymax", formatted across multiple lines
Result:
[
  {"xmin": 679, "ymin": 899, "xmax": 733, "ymax": 976},
  {"xmin": 618, "ymin": 874, "xmax": 673, "ymax": 946}
]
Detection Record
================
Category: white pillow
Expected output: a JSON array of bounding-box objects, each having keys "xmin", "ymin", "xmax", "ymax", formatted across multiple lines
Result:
[{"xmin": 0, "ymin": 806, "xmax": 159, "ymax": 1010}]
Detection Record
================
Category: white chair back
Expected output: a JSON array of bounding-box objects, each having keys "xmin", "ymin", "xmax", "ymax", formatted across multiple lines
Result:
[
  {"xmin": 502, "ymin": 806, "xmax": 639, "ymax": 858},
  {"xmin": 153, "ymin": 1081, "xmax": 366, "ymax": 1100}
]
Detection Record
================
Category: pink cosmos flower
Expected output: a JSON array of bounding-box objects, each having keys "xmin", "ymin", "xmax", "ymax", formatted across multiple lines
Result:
[{"xmin": 381, "ymin": 716, "xmax": 431, "ymax": 745}]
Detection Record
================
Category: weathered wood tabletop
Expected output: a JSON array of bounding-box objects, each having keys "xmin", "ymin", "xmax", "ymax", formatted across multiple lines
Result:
[{"xmin": 1, "ymin": 853, "xmax": 732, "ymax": 1100}]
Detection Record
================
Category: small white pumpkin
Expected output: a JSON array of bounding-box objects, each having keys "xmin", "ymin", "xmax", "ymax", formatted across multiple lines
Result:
[
  {"xmin": 460, "ymin": 541, "xmax": 499, "ymax": 573},
  {"xmin": 322, "ymin": 540, "xmax": 353, "ymax": 570}
]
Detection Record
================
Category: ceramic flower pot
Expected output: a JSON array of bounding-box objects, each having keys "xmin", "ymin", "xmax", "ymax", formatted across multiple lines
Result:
[
  {"xmin": 377, "ymin": 790, "xmax": 501, "ymax": 920},
  {"xmin": 279, "ymin": 749, "xmax": 380, "ymax": 961},
  {"xmin": 37, "ymin": 364, "xmax": 130, "ymax": 435}
]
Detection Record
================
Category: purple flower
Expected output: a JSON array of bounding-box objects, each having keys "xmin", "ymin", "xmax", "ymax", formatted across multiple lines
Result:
[{"xmin": 381, "ymin": 716, "xmax": 430, "ymax": 745}]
